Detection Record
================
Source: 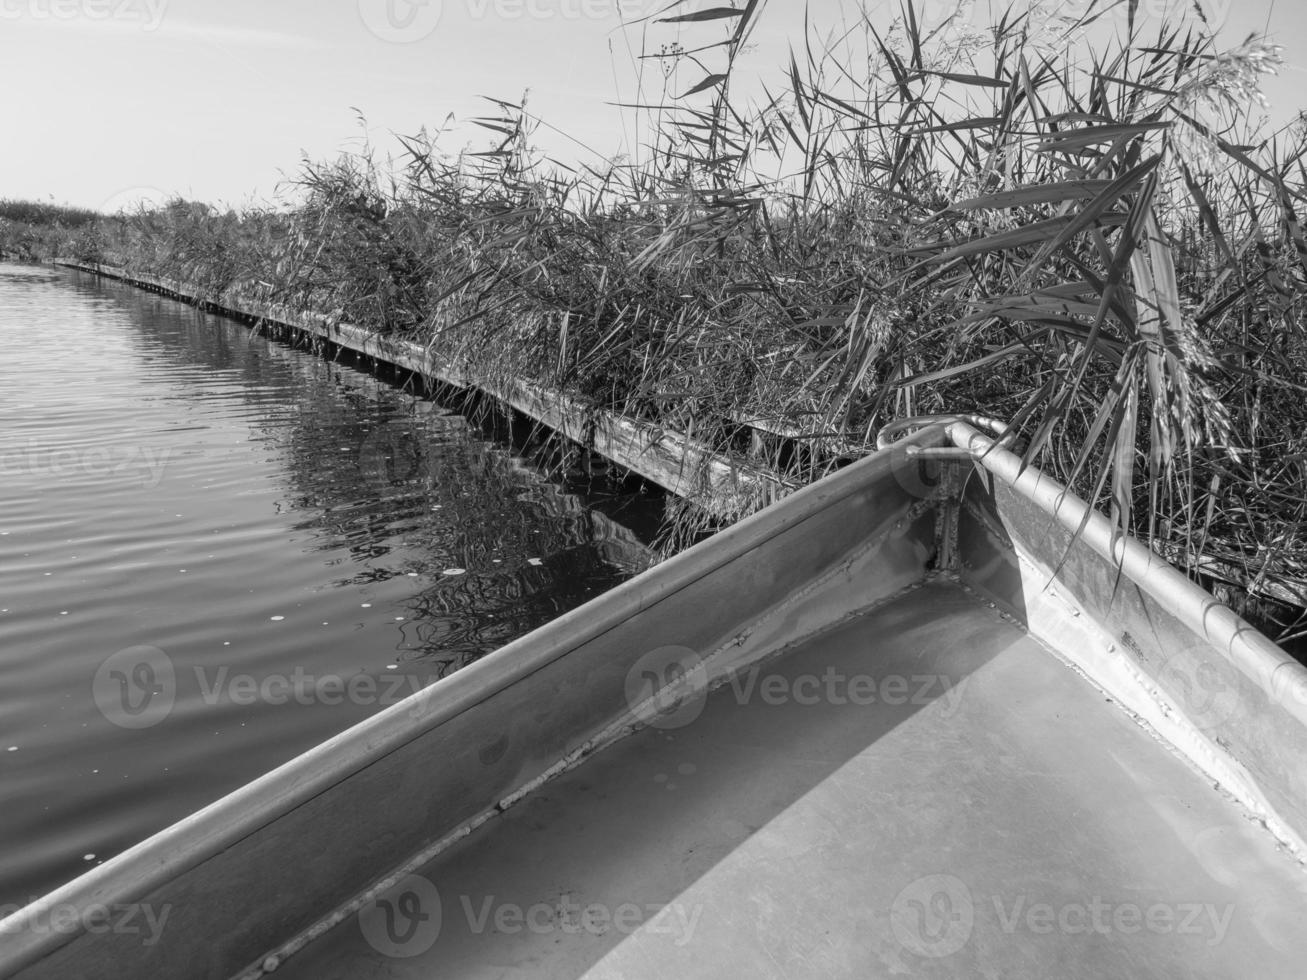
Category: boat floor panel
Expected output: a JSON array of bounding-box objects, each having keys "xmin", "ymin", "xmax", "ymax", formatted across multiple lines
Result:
[{"xmin": 276, "ymin": 582, "xmax": 1307, "ymax": 979}]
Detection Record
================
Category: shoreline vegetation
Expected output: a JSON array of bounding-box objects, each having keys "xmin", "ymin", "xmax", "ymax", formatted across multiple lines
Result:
[{"xmin": 4, "ymin": 1, "xmax": 1307, "ymax": 647}]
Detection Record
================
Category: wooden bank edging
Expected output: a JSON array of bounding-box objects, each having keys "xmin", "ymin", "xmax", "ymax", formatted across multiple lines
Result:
[{"xmin": 58, "ymin": 262, "xmax": 796, "ymax": 517}]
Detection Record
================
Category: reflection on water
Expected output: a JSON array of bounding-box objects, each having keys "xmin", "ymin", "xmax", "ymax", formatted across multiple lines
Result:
[{"xmin": 0, "ymin": 263, "xmax": 662, "ymax": 908}]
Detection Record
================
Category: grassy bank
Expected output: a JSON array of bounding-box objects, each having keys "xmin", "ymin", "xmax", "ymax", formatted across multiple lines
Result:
[{"xmin": 7, "ymin": 2, "xmax": 1307, "ymax": 643}]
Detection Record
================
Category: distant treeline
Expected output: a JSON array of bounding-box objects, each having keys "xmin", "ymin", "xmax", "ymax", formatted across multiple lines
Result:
[
  {"xmin": 0, "ymin": 199, "xmax": 99, "ymax": 227},
  {"xmin": 0, "ymin": 199, "xmax": 102, "ymax": 261}
]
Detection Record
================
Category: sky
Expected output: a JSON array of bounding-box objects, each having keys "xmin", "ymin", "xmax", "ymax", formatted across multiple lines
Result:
[{"xmin": 1, "ymin": 0, "xmax": 1304, "ymax": 211}]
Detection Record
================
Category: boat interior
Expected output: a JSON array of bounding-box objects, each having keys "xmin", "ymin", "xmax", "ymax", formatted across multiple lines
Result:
[{"xmin": 3, "ymin": 419, "xmax": 1306, "ymax": 979}]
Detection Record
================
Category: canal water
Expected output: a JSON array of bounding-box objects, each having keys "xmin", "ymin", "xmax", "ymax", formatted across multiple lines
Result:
[{"xmin": 0, "ymin": 264, "xmax": 660, "ymax": 909}]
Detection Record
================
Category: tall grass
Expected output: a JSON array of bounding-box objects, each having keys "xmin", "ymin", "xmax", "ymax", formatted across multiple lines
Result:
[
  {"xmin": 11, "ymin": 2, "xmax": 1307, "ymax": 641},
  {"xmin": 0, "ymin": 200, "xmax": 100, "ymax": 261}
]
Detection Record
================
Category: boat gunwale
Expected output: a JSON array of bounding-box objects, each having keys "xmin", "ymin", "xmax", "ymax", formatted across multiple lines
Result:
[
  {"xmin": 0, "ymin": 425, "xmax": 948, "ymax": 975},
  {"xmin": 8, "ymin": 415, "xmax": 1307, "ymax": 976},
  {"xmin": 950, "ymin": 419, "xmax": 1307, "ymax": 725}
]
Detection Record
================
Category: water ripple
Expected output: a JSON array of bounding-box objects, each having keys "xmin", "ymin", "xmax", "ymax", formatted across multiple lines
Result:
[{"xmin": 0, "ymin": 264, "xmax": 658, "ymax": 905}]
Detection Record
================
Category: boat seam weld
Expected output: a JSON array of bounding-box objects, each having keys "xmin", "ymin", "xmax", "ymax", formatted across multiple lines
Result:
[{"xmin": 992, "ymin": 545, "xmax": 1307, "ymax": 870}]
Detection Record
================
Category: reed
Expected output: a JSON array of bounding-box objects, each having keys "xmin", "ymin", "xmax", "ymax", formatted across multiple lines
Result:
[
  {"xmin": 0, "ymin": 199, "xmax": 100, "ymax": 261},
  {"xmin": 11, "ymin": 2, "xmax": 1307, "ymax": 642}
]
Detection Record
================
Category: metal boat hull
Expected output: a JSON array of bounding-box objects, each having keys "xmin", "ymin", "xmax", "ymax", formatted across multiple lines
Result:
[{"xmin": 3, "ymin": 421, "xmax": 1305, "ymax": 978}]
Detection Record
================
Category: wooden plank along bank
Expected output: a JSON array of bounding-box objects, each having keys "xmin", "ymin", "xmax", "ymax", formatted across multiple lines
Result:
[
  {"xmin": 59, "ymin": 262, "xmax": 1307, "ymax": 609},
  {"xmin": 57, "ymin": 262, "xmax": 794, "ymax": 518}
]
